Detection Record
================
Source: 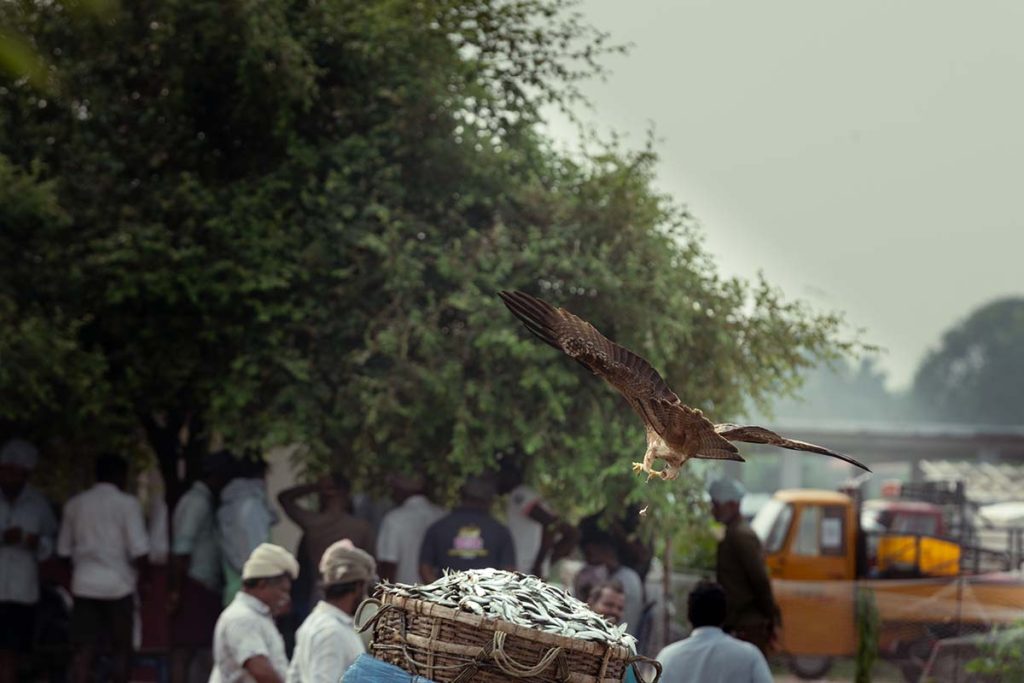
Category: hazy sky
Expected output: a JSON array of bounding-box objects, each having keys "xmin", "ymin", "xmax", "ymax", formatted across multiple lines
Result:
[{"xmin": 545, "ymin": 0, "xmax": 1024, "ymax": 389}]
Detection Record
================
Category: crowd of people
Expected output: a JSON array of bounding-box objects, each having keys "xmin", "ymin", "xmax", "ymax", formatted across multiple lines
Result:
[{"xmin": 1, "ymin": 436, "xmax": 780, "ymax": 683}]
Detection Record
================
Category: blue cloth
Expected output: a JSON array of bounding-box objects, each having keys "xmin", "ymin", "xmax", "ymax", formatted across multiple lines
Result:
[
  {"xmin": 624, "ymin": 666, "xmax": 639, "ymax": 683},
  {"xmin": 341, "ymin": 654, "xmax": 437, "ymax": 682}
]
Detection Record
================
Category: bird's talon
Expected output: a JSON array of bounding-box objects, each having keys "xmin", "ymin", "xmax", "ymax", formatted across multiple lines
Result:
[{"xmin": 631, "ymin": 462, "xmax": 645, "ymax": 474}]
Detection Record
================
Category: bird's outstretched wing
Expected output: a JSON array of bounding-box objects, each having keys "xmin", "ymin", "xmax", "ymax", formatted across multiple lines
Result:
[
  {"xmin": 714, "ymin": 424, "xmax": 871, "ymax": 471},
  {"xmin": 498, "ymin": 290, "xmax": 679, "ymax": 405}
]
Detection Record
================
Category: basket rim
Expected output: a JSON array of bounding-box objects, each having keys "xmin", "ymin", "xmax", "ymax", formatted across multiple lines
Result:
[{"xmin": 376, "ymin": 591, "xmax": 632, "ymax": 659}]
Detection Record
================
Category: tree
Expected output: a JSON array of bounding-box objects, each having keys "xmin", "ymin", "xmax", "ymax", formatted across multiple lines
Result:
[
  {"xmin": 1, "ymin": 0, "xmax": 856, "ymax": 528},
  {"xmin": 913, "ymin": 298, "xmax": 1024, "ymax": 426}
]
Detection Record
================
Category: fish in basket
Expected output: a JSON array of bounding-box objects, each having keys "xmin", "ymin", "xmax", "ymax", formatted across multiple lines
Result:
[{"xmin": 357, "ymin": 568, "xmax": 661, "ymax": 682}]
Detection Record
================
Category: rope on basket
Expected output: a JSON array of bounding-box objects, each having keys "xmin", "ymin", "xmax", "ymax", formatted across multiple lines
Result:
[
  {"xmin": 364, "ymin": 596, "xmax": 585, "ymax": 682},
  {"xmin": 489, "ymin": 631, "xmax": 568, "ymax": 679},
  {"xmin": 370, "ymin": 602, "xmax": 489, "ymax": 675}
]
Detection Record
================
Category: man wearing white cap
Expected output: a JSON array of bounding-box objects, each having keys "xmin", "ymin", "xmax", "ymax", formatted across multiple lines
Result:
[
  {"xmin": 0, "ymin": 438, "xmax": 57, "ymax": 683},
  {"xmin": 708, "ymin": 478, "xmax": 779, "ymax": 656},
  {"xmin": 287, "ymin": 540, "xmax": 375, "ymax": 683},
  {"xmin": 210, "ymin": 543, "xmax": 298, "ymax": 683}
]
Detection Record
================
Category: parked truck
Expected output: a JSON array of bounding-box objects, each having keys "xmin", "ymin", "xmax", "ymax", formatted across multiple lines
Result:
[{"xmin": 752, "ymin": 488, "xmax": 1024, "ymax": 681}]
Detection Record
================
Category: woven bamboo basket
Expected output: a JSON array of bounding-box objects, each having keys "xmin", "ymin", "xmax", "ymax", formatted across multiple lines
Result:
[{"xmin": 358, "ymin": 592, "xmax": 661, "ymax": 683}]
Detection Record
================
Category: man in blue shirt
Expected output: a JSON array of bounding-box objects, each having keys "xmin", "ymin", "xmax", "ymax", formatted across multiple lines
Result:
[
  {"xmin": 169, "ymin": 450, "xmax": 232, "ymax": 683},
  {"xmin": 656, "ymin": 581, "xmax": 772, "ymax": 683}
]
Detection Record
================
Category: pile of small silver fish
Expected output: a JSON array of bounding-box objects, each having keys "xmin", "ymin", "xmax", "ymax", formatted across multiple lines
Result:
[{"xmin": 381, "ymin": 568, "xmax": 635, "ymax": 649}]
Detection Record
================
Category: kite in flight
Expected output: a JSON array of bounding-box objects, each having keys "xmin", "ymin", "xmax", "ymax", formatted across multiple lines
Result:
[{"xmin": 499, "ymin": 290, "xmax": 870, "ymax": 481}]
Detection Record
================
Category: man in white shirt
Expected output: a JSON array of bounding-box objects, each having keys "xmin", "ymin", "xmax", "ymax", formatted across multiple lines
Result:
[
  {"xmin": 0, "ymin": 438, "xmax": 58, "ymax": 683},
  {"xmin": 211, "ymin": 543, "xmax": 298, "ymax": 683},
  {"xmin": 375, "ymin": 474, "xmax": 443, "ymax": 584},
  {"xmin": 288, "ymin": 540, "xmax": 375, "ymax": 682},
  {"xmin": 497, "ymin": 457, "xmax": 575, "ymax": 578},
  {"xmin": 58, "ymin": 453, "xmax": 150, "ymax": 683},
  {"xmin": 218, "ymin": 457, "xmax": 278, "ymax": 605},
  {"xmin": 656, "ymin": 581, "xmax": 772, "ymax": 683},
  {"xmin": 170, "ymin": 450, "xmax": 233, "ymax": 683}
]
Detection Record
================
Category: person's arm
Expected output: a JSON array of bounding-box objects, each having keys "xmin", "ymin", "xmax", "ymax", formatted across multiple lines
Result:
[
  {"xmin": 419, "ymin": 526, "xmax": 439, "ymax": 583},
  {"xmin": 619, "ymin": 570, "xmax": 644, "ymax": 634},
  {"xmin": 22, "ymin": 495, "xmax": 58, "ymax": 559},
  {"xmin": 168, "ymin": 497, "xmax": 199, "ymax": 613},
  {"xmin": 497, "ymin": 526, "xmax": 517, "ymax": 572},
  {"xmin": 526, "ymin": 504, "xmax": 560, "ymax": 576},
  {"xmin": 230, "ymin": 620, "xmax": 285, "ymax": 683},
  {"xmin": 419, "ymin": 563, "xmax": 438, "ymax": 584},
  {"xmin": 124, "ymin": 497, "xmax": 152, "ymax": 590},
  {"xmin": 56, "ymin": 499, "xmax": 73, "ymax": 562},
  {"xmin": 307, "ymin": 630, "xmax": 360, "ymax": 683},
  {"xmin": 749, "ymin": 643, "xmax": 770, "ymax": 679},
  {"xmin": 126, "ymin": 498, "xmax": 151, "ymax": 562},
  {"xmin": 735, "ymin": 531, "xmax": 779, "ymax": 624},
  {"xmin": 549, "ymin": 522, "xmax": 579, "ymax": 565},
  {"xmin": 276, "ymin": 484, "xmax": 322, "ymax": 529},
  {"xmin": 243, "ymin": 655, "xmax": 285, "ymax": 683},
  {"xmin": 376, "ymin": 516, "xmax": 399, "ymax": 583},
  {"xmin": 363, "ymin": 525, "xmax": 376, "ymax": 559},
  {"xmin": 750, "ymin": 647, "xmax": 774, "ymax": 683},
  {"xmin": 168, "ymin": 555, "xmax": 190, "ymax": 614}
]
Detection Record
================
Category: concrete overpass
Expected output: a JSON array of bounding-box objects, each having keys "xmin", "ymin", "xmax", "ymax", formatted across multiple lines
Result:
[{"xmin": 743, "ymin": 420, "xmax": 1024, "ymax": 490}]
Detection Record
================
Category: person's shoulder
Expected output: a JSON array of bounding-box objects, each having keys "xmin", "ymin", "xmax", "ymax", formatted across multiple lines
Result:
[
  {"xmin": 614, "ymin": 565, "xmax": 643, "ymax": 585},
  {"xmin": 482, "ymin": 513, "xmax": 512, "ymax": 534},
  {"xmin": 21, "ymin": 484, "xmax": 51, "ymax": 506},
  {"xmin": 423, "ymin": 513, "xmax": 449, "ymax": 536},
  {"xmin": 721, "ymin": 632, "xmax": 766, "ymax": 658},
  {"xmin": 509, "ymin": 484, "xmax": 538, "ymax": 505},
  {"xmin": 116, "ymin": 489, "xmax": 145, "ymax": 512},
  {"xmin": 173, "ymin": 487, "xmax": 201, "ymax": 514},
  {"xmin": 222, "ymin": 601, "xmax": 270, "ymax": 630},
  {"xmin": 379, "ymin": 505, "xmax": 402, "ymax": 525},
  {"xmin": 62, "ymin": 487, "xmax": 90, "ymax": 511},
  {"xmin": 655, "ymin": 637, "xmax": 692, "ymax": 662},
  {"xmin": 726, "ymin": 520, "xmax": 761, "ymax": 544}
]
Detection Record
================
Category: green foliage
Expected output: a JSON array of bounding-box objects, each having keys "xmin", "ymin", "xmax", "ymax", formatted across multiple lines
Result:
[
  {"xmin": 913, "ymin": 298, "xmax": 1024, "ymax": 426},
  {"xmin": 1, "ymin": 0, "xmax": 856, "ymax": 531},
  {"xmin": 966, "ymin": 620, "xmax": 1024, "ymax": 679},
  {"xmin": 855, "ymin": 587, "xmax": 880, "ymax": 683}
]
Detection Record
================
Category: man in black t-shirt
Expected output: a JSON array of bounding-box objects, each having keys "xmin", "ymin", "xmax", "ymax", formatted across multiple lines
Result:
[{"xmin": 419, "ymin": 475, "xmax": 515, "ymax": 582}]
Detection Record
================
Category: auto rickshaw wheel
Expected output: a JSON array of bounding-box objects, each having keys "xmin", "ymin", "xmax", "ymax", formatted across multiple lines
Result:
[{"xmin": 788, "ymin": 655, "xmax": 833, "ymax": 679}]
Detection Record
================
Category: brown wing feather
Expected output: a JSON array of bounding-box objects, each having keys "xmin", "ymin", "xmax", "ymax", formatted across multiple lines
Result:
[
  {"xmin": 498, "ymin": 290, "xmax": 680, "ymax": 407},
  {"xmin": 715, "ymin": 424, "xmax": 871, "ymax": 471},
  {"xmin": 641, "ymin": 398, "xmax": 740, "ymax": 458}
]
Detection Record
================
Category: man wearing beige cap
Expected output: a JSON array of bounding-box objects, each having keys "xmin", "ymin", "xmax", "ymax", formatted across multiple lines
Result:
[
  {"xmin": 210, "ymin": 543, "xmax": 298, "ymax": 683},
  {"xmin": 287, "ymin": 540, "xmax": 376, "ymax": 683}
]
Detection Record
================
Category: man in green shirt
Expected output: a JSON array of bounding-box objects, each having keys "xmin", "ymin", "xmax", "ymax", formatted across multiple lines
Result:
[{"xmin": 709, "ymin": 478, "xmax": 779, "ymax": 656}]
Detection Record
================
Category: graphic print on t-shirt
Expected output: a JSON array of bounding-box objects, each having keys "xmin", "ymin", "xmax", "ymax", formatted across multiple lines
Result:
[{"xmin": 449, "ymin": 525, "xmax": 487, "ymax": 559}]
